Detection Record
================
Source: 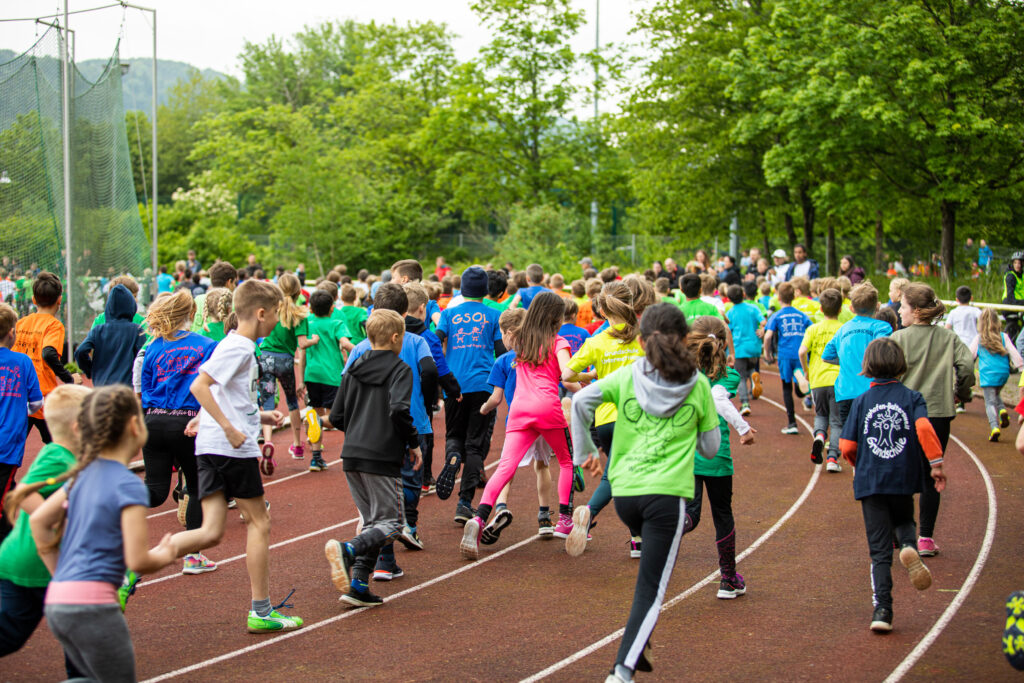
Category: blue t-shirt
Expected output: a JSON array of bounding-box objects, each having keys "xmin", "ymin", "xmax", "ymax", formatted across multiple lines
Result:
[
  {"xmin": 593, "ymin": 320, "xmax": 610, "ymax": 336},
  {"xmin": 822, "ymin": 315, "xmax": 892, "ymax": 401},
  {"xmin": 416, "ymin": 327, "xmax": 452, "ymax": 378},
  {"xmin": 728, "ymin": 302, "xmax": 764, "ymax": 359},
  {"xmin": 437, "ymin": 301, "xmax": 502, "ymax": 394},
  {"xmin": 518, "ymin": 285, "xmax": 549, "ymax": 310},
  {"xmin": 426, "ymin": 300, "xmax": 441, "ymax": 325},
  {"xmin": 141, "ymin": 332, "xmax": 217, "ymax": 411},
  {"xmin": 0, "ymin": 347, "xmax": 42, "ymax": 466},
  {"xmin": 765, "ymin": 306, "xmax": 811, "ymax": 360},
  {"xmin": 558, "ymin": 324, "xmax": 590, "ymax": 356},
  {"xmin": 52, "ymin": 458, "xmax": 148, "ymax": 586},
  {"xmin": 345, "ymin": 332, "xmax": 432, "ymax": 434},
  {"xmin": 488, "ymin": 350, "xmax": 518, "ymax": 409},
  {"xmin": 156, "ymin": 272, "xmax": 174, "ymax": 293}
]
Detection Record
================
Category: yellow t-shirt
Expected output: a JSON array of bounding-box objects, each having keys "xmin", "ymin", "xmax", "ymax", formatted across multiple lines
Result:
[
  {"xmin": 793, "ymin": 296, "xmax": 821, "ymax": 320},
  {"xmin": 802, "ymin": 318, "xmax": 843, "ymax": 389},
  {"xmin": 567, "ymin": 325, "xmax": 644, "ymax": 425}
]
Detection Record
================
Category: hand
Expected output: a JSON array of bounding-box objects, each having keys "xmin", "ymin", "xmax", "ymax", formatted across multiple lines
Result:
[
  {"xmin": 296, "ymin": 383, "xmax": 308, "ymax": 402},
  {"xmin": 740, "ymin": 428, "xmax": 756, "ymax": 445},
  {"xmin": 152, "ymin": 532, "xmax": 177, "ymax": 566},
  {"xmin": 480, "ymin": 403, "xmax": 493, "ymax": 415},
  {"xmin": 931, "ymin": 465, "xmax": 946, "ymax": 493},
  {"xmin": 224, "ymin": 425, "xmax": 247, "ymax": 449},
  {"xmin": 408, "ymin": 446, "xmax": 423, "ymax": 471},
  {"xmin": 456, "ymin": 394, "xmax": 463, "ymax": 403},
  {"xmin": 581, "ymin": 454, "xmax": 603, "ymax": 478},
  {"xmin": 183, "ymin": 416, "xmax": 200, "ymax": 437},
  {"xmin": 72, "ymin": 373, "xmax": 83, "ymax": 385},
  {"xmin": 260, "ymin": 410, "xmax": 285, "ymax": 427},
  {"xmin": 309, "ymin": 334, "xmax": 320, "ymax": 346}
]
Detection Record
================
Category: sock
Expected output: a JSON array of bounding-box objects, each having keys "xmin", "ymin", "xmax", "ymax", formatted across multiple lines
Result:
[
  {"xmin": 558, "ymin": 503, "xmax": 571, "ymax": 516},
  {"xmin": 252, "ymin": 597, "xmax": 272, "ymax": 618},
  {"xmin": 313, "ymin": 449, "xmax": 323, "ymax": 458},
  {"xmin": 476, "ymin": 503, "xmax": 493, "ymax": 522},
  {"xmin": 614, "ymin": 664, "xmax": 634, "ymax": 681},
  {"xmin": 495, "ymin": 502, "xmax": 507, "ymax": 511},
  {"xmin": 539, "ymin": 506, "xmax": 550, "ymax": 514}
]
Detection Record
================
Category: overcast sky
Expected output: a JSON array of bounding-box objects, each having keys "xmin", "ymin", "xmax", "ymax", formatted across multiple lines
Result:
[{"xmin": 1, "ymin": 1, "xmax": 645, "ymax": 77}]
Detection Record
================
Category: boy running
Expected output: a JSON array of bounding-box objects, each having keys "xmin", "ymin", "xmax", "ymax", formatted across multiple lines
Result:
[
  {"xmin": 302, "ymin": 290, "xmax": 354, "ymax": 472},
  {"xmin": 763, "ymin": 282, "xmax": 812, "ymax": 434},
  {"xmin": 799, "ymin": 288, "xmax": 843, "ymax": 470}
]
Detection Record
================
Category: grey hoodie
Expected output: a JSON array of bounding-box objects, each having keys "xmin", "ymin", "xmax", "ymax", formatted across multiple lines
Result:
[{"xmin": 570, "ymin": 358, "xmax": 720, "ymax": 466}]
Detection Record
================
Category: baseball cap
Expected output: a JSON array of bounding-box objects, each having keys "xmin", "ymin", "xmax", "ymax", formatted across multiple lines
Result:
[{"xmin": 772, "ymin": 249, "xmax": 787, "ymax": 259}]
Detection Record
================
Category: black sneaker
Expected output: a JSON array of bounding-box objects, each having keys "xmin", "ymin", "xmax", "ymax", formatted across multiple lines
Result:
[
  {"xmin": 325, "ymin": 540, "xmax": 355, "ymax": 593},
  {"xmin": 340, "ymin": 588, "xmax": 384, "ymax": 607},
  {"xmin": 481, "ymin": 507, "xmax": 514, "ymax": 545},
  {"xmin": 811, "ymin": 436, "xmax": 824, "ymax": 464},
  {"xmin": 435, "ymin": 452, "xmax": 462, "ymax": 500},
  {"xmin": 454, "ymin": 501, "xmax": 475, "ymax": 525},
  {"xmin": 870, "ymin": 606, "xmax": 893, "ymax": 633}
]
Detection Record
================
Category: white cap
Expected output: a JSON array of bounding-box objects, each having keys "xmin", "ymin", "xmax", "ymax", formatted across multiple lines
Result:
[{"xmin": 772, "ymin": 249, "xmax": 787, "ymax": 258}]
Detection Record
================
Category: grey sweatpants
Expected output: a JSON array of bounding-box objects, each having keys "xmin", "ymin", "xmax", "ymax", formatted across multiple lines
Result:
[
  {"xmin": 345, "ymin": 470, "xmax": 404, "ymax": 583},
  {"xmin": 982, "ymin": 386, "xmax": 1006, "ymax": 429},
  {"xmin": 45, "ymin": 603, "xmax": 135, "ymax": 682}
]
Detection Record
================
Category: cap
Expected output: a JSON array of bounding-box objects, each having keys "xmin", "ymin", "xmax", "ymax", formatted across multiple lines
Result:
[
  {"xmin": 772, "ymin": 249, "xmax": 787, "ymax": 259},
  {"xmin": 578, "ymin": 257, "xmax": 594, "ymax": 266}
]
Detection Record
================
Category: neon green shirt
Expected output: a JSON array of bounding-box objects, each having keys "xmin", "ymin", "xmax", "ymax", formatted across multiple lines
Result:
[
  {"xmin": 803, "ymin": 318, "xmax": 842, "ymax": 388},
  {"xmin": 680, "ymin": 299, "xmax": 723, "ymax": 325},
  {"xmin": 567, "ymin": 324, "xmax": 644, "ymax": 426}
]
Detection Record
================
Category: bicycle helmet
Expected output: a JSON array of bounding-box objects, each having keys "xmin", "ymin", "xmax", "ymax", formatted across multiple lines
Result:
[{"xmin": 1013, "ymin": 251, "xmax": 1024, "ymax": 261}]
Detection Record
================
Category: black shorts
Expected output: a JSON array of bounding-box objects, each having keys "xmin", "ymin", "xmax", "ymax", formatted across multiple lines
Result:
[
  {"xmin": 196, "ymin": 454, "xmax": 265, "ymax": 501},
  {"xmin": 306, "ymin": 381, "xmax": 338, "ymax": 409}
]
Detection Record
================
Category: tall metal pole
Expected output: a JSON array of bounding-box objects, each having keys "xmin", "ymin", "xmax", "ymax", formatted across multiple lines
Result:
[
  {"xmin": 590, "ymin": 0, "xmax": 599, "ymax": 244},
  {"xmin": 61, "ymin": 1, "xmax": 73, "ymax": 351}
]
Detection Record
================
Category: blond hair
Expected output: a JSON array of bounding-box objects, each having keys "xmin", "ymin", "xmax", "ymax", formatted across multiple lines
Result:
[
  {"xmin": 599, "ymin": 276, "xmax": 656, "ymax": 344},
  {"xmin": 977, "ymin": 308, "xmax": 1007, "ymax": 355},
  {"xmin": 404, "ymin": 283, "xmax": 428, "ymax": 312},
  {"xmin": 204, "ymin": 288, "xmax": 232, "ymax": 323},
  {"xmin": 366, "ymin": 309, "xmax": 405, "ymax": 346},
  {"xmin": 276, "ymin": 273, "xmax": 308, "ymax": 329},
  {"xmin": 145, "ymin": 290, "xmax": 196, "ymax": 340},
  {"xmin": 43, "ymin": 384, "xmax": 92, "ymax": 443}
]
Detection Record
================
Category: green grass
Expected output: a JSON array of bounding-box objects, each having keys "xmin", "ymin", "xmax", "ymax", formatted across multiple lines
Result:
[{"xmin": 867, "ymin": 272, "xmax": 1007, "ymax": 304}]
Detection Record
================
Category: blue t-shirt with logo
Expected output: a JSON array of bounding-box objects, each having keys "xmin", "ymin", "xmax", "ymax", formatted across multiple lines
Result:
[
  {"xmin": 437, "ymin": 301, "xmax": 502, "ymax": 394},
  {"xmin": 765, "ymin": 306, "xmax": 811, "ymax": 360},
  {"xmin": 0, "ymin": 347, "xmax": 42, "ymax": 465},
  {"xmin": 728, "ymin": 302, "xmax": 764, "ymax": 359},
  {"xmin": 822, "ymin": 315, "xmax": 892, "ymax": 401},
  {"xmin": 345, "ymin": 332, "xmax": 432, "ymax": 434},
  {"xmin": 141, "ymin": 332, "xmax": 217, "ymax": 411},
  {"xmin": 557, "ymin": 323, "xmax": 590, "ymax": 356}
]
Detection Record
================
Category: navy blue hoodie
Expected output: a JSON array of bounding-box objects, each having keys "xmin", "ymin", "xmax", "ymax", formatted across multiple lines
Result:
[{"xmin": 75, "ymin": 285, "xmax": 145, "ymax": 387}]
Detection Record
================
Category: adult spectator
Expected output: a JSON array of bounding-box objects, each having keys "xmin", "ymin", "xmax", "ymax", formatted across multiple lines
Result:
[
  {"xmin": 663, "ymin": 258, "xmax": 681, "ymax": 289},
  {"xmin": 717, "ymin": 254, "xmax": 742, "ymax": 287},
  {"xmin": 435, "ymin": 256, "xmax": 453, "ymax": 280},
  {"xmin": 244, "ymin": 253, "xmax": 263, "ymax": 277},
  {"xmin": 745, "ymin": 248, "xmax": 762, "ymax": 275},
  {"xmin": 694, "ymin": 249, "xmax": 712, "ymax": 273},
  {"xmin": 295, "ymin": 263, "xmax": 307, "ymax": 285},
  {"xmin": 578, "ymin": 256, "xmax": 594, "ymax": 276},
  {"xmin": 978, "ymin": 240, "xmax": 994, "ymax": 273},
  {"xmin": 769, "ymin": 249, "xmax": 789, "ymax": 287},
  {"xmin": 838, "ymin": 255, "xmax": 866, "ymax": 284},
  {"xmin": 783, "ymin": 243, "xmax": 819, "ymax": 281},
  {"xmin": 186, "ymin": 249, "xmax": 201, "ymax": 274},
  {"xmin": 651, "ymin": 260, "xmax": 665, "ymax": 280}
]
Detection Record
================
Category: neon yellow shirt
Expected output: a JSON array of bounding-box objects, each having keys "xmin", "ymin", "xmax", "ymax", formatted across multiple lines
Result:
[
  {"xmin": 803, "ymin": 318, "xmax": 842, "ymax": 388},
  {"xmin": 567, "ymin": 324, "xmax": 644, "ymax": 426},
  {"xmin": 793, "ymin": 296, "xmax": 821, "ymax": 320}
]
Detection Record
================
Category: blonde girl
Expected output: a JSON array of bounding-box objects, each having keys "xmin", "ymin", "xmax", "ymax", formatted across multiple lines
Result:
[
  {"xmin": 200, "ymin": 287, "xmax": 233, "ymax": 342},
  {"xmin": 892, "ymin": 283, "xmax": 975, "ymax": 556},
  {"xmin": 970, "ymin": 308, "xmax": 1023, "ymax": 441}
]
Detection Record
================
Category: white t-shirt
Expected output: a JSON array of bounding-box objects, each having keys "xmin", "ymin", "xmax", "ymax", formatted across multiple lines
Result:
[
  {"xmin": 770, "ymin": 263, "xmax": 789, "ymax": 287},
  {"xmin": 701, "ymin": 295, "xmax": 726, "ymax": 313},
  {"xmin": 945, "ymin": 305, "xmax": 981, "ymax": 347},
  {"xmin": 0, "ymin": 279, "xmax": 14, "ymax": 300},
  {"xmin": 195, "ymin": 332, "xmax": 261, "ymax": 458},
  {"xmin": 789, "ymin": 260, "xmax": 813, "ymax": 279}
]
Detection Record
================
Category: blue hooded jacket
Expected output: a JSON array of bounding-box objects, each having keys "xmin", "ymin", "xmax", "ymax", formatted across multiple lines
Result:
[{"xmin": 75, "ymin": 285, "xmax": 145, "ymax": 386}]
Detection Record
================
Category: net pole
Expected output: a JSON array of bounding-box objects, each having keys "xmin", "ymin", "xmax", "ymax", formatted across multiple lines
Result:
[{"xmin": 61, "ymin": 0, "xmax": 73, "ymax": 351}]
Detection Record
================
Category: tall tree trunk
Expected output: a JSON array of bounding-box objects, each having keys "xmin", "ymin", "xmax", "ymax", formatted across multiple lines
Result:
[
  {"xmin": 874, "ymin": 211, "xmax": 884, "ymax": 274},
  {"xmin": 940, "ymin": 200, "xmax": 956, "ymax": 281},
  {"xmin": 799, "ymin": 183, "xmax": 815, "ymax": 255},
  {"xmin": 778, "ymin": 186, "xmax": 796, "ymax": 249},
  {"xmin": 760, "ymin": 209, "xmax": 770, "ymax": 256},
  {"xmin": 826, "ymin": 215, "xmax": 837, "ymax": 276}
]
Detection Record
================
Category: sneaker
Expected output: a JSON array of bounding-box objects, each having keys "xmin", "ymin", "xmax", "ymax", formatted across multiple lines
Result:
[
  {"xmin": 289, "ymin": 445, "xmax": 304, "ymax": 460},
  {"xmin": 397, "ymin": 525, "xmax": 424, "ymax": 551},
  {"xmin": 793, "ymin": 369, "xmax": 810, "ymax": 396},
  {"xmin": 247, "ymin": 609, "xmax": 304, "ymax": 632},
  {"xmin": 917, "ymin": 537, "xmax": 939, "ymax": 557},
  {"xmin": 454, "ymin": 501, "xmax": 475, "ymax": 525},
  {"xmin": 781, "ymin": 424, "xmax": 800, "ymax": 435},
  {"xmin": 227, "ymin": 498, "xmax": 237, "ymax": 509},
  {"xmin": 751, "ymin": 371, "xmax": 763, "ymax": 399},
  {"xmin": 826, "ymin": 458, "xmax": 842, "ymax": 473},
  {"xmin": 629, "ymin": 537, "xmax": 642, "ymax": 559},
  {"xmin": 259, "ymin": 443, "xmax": 276, "ymax": 476},
  {"xmin": 308, "ymin": 453, "xmax": 327, "ymax": 472},
  {"xmin": 325, "ymin": 539, "xmax": 355, "ymax": 592},
  {"xmin": 565, "ymin": 506, "xmax": 592, "ymax": 557},
  {"xmin": 990, "ymin": 428, "xmax": 1001, "ymax": 442},
  {"xmin": 481, "ymin": 507, "xmax": 514, "ymax": 545},
  {"xmin": 899, "ymin": 546, "xmax": 933, "ymax": 590},
  {"xmin": 537, "ymin": 511, "xmax": 555, "ymax": 537},
  {"xmin": 435, "ymin": 452, "xmax": 462, "ymax": 500},
  {"xmin": 1005, "ymin": 591, "xmax": 1024, "ymax": 671},
  {"xmin": 740, "ymin": 403, "xmax": 751, "ymax": 416},
  {"xmin": 372, "ymin": 563, "xmax": 404, "ymax": 582},
  {"xmin": 1001, "ymin": 408, "xmax": 1011, "ymax": 429},
  {"xmin": 118, "ymin": 570, "xmax": 139, "ymax": 612},
  {"xmin": 301, "ymin": 406, "xmax": 322, "ymax": 444},
  {"xmin": 870, "ymin": 606, "xmax": 893, "ymax": 633},
  {"xmin": 955, "ymin": 403, "xmax": 966, "ymax": 414},
  {"xmin": 340, "ymin": 587, "xmax": 384, "ymax": 608},
  {"xmin": 176, "ymin": 491, "xmax": 189, "ymax": 528},
  {"xmin": 717, "ymin": 573, "xmax": 746, "ymax": 599},
  {"xmin": 460, "ymin": 516, "xmax": 482, "ymax": 561},
  {"xmin": 553, "ymin": 513, "xmax": 574, "ymax": 539},
  {"xmin": 182, "ymin": 553, "xmax": 218, "ymax": 575},
  {"xmin": 811, "ymin": 435, "xmax": 825, "ymax": 464},
  {"xmin": 803, "ymin": 395, "xmax": 814, "ymax": 411},
  {"xmin": 425, "ymin": 476, "xmax": 437, "ymax": 494},
  {"xmin": 573, "ymin": 465, "xmax": 586, "ymax": 493}
]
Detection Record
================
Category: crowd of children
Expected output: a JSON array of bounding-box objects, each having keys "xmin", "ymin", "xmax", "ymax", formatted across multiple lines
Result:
[{"xmin": 1, "ymin": 248, "xmax": 1022, "ymax": 681}]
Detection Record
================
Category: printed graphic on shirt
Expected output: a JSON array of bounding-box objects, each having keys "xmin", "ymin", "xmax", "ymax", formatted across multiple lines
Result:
[
  {"xmin": 863, "ymin": 401, "xmax": 909, "ymax": 459},
  {"xmin": 619, "ymin": 398, "xmax": 696, "ymax": 473}
]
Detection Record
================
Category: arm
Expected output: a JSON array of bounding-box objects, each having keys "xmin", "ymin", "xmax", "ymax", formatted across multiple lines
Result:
[
  {"xmin": 328, "ymin": 375, "xmax": 347, "ymax": 433},
  {"xmin": 493, "ymin": 339, "xmax": 507, "ymax": 357},
  {"xmin": 388, "ymin": 366, "xmax": 419, "ymax": 449},
  {"xmin": 339, "ymin": 337, "xmax": 355, "ymax": 353},
  {"xmin": 1005, "ymin": 334, "xmax": 1024, "ymax": 369},
  {"xmin": 29, "ymin": 487, "xmax": 67, "ymax": 575},
  {"xmin": 822, "ymin": 335, "xmax": 839, "ymax": 365},
  {"xmin": 762, "ymin": 330, "xmax": 775, "ymax": 362},
  {"xmin": 73, "ymin": 334, "xmax": 94, "ymax": 378},
  {"xmin": 121, "ymin": 505, "xmax": 177, "ymax": 572},
  {"xmin": 570, "ymin": 382, "xmax": 604, "ymax": 466},
  {"xmin": 480, "ymin": 386, "xmax": 505, "ymax": 415},
  {"xmin": 915, "ymin": 417, "xmax": 946, "ymax": 492},
  {"xmin": 439, "ymin": 372, "xmax": 461, "ymax": 401},
  {"xmin": 839, "ymin": 437, "xmax": 857, "ymax": 466},
  {"xmin": 952, "ymin": 336, "xmax": 976, "ymax": 402},
  {"xmin": 419, "ymin": 356, "xmax": 439, "ymax": 409},
  {"xmin": 297, "ymin": 333, "xmax": 318, "ymax": 350},
  {"xmin": 711, "ymin": 384, "xmax": 751, "ymax": 437},
  {"xmin": 968, "ymin": 336, "xmax": 979, "ymax": 359},
  {"xmin": 798, "ymin": 342, "xmax": 810, "ymax": 378},
  {"xmin": 190, "ymin": 372, "xmax": 247, "ymax": 448},
  {"xmin": 696, "ymin": 424, "xmax": 722, "ymax": 459},
  {"xmin": 44, "ymin": 346, "xmax": 75, "ymax": 384},
  {"xmin": 132, "ymin": 346, "xmax": 147, "ymax": 398},
  {"xmin": 9, "ymin": 486, "xmax": 44, "ymax": 517}
]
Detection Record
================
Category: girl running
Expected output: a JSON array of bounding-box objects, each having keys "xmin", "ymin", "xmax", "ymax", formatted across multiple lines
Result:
[
  {"xmin": 199, "ymin": 287, "xmax": 232, "ymax": 343},
  {"xmin": 28, "ymin": 385, "xmax": 177, "ymax": 681},
  {"xmin": 971, "ymin": 308, "xmax": 1023, "ymax": 442},
  {"xmin": 563, "ymin": 276, "xmax": 656, "ymax": 557},
  {"xmin": 570, "ymin": 303, "xmax": 719, "ymax": 681},
  {"xmin": 258, "ymin": 273, "xmax": 315, "ymax": 461},
  {"xmin": 140, "ymin": 290, "xmax": 219, "ymax": 574},
  {"xmin": 684, "ymin": 316, "xmax": 755, "ymax": 599},
  {"xmin": 891, "ymin": 283, "xmax": 974, "ymax": 557},
  {"xmin": 460, "ymin": 292, "xmax": 577, "ymax": 560}
]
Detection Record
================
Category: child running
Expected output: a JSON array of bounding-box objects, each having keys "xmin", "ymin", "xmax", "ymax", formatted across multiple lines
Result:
[
  {"xmin": 799, "ymin": 288, "xmax": 844, "ymax": 470},
  {"xmin": 74, "ymin": 284, "xmax": 145, "ymax": 387},
  {"xmin": 301, "ymin": 290, "xmax": 354, "ymax": 472},
  {"xmin": 970, "ymin": 308, "xmax": 1023, "ymax": 442},
  {"xmin": 28, "ymin": 386, "xmax": 177, "ymax": 680},
  {"xmin": 762, "ymin": 282, "xmax": 812, "ymax": 434},
  {"xmin": 726, "ymin": 283, "xmax": 764, "ymax": 416},
  {"xmin": 683, "ymin": 316, "xmax": 755, "ymax": 600},
  {"xmin": 839, "ymin": 338, "xmax": 944, "ymax": 633},
  {"xmin": 460, "ymin": 292, "xmax": 578, "ymax": 560},
  {"xmin": 571, "ymin": 303, "xmax": 720, "ymax": 682}
]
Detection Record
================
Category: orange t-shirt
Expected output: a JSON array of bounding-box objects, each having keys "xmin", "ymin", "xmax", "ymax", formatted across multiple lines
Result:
[
  {"xmin": 554, "ymin": 289, "xmax": 572, "ymax": 299},
  {"xmin": 12, "ymin": 313, "xmax": 65, "ymax": 418},
  {"xmin": 576, "ymin": 299, "xmax": 594, "ymax": 328}
]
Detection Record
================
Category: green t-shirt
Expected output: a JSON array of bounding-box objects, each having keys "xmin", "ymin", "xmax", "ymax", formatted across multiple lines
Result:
[
  {"xmin": 260, "ymin": 316, "xmax": 310, "ymax": 356},
  {"xmin": 337, "ymin": 305, "xmax": 368, "ymax": 346},
  {"xmin": 599, "ymin": 367, "xmax": 718, "ymax": 499},
  {"xmin": 483, "ymin": 297, "xmax": 515, "ymax": 313},
  {"xmin": 696, "ymin": 368, "xmax": 740, "ymax": 477},
  {"xmin": 305, "ymin": 315, "xmax": 351, "ymax": 386},
  {"xmin": 15, "ymin": 277, "xmax": 30, "ymax": 302},
  {"xmin": 0, "ymin": 443, "xmax": 77, "ymax": 587},
  {"xmin": 91, "ymin": 311, "xmax": 146, "ymax": 328},
  {"xmin": 680, "ymin": 298, "xmax": 724, "ymax": 325},
  {"xmin": 200, "ymin": 321, "xmax": 226, "ymax": 343}
]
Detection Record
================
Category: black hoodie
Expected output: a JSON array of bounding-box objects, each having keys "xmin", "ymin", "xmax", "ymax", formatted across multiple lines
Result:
[
  {"xmin": 329, "ymin": 349, "xmax": 419, "ymax": 477},
  {"xmin": 75, "ymin": 285, "xmax": 145, "ymax": 387}
]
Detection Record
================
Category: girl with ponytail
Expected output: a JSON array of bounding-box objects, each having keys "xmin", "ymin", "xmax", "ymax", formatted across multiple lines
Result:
[
  {"xmin": 570, "ymin": 302, "xmax": 720, "ymax": 681},
  {"xmin": 970, "ymin": 308, "xmax": 1023, "ymax": 441}
]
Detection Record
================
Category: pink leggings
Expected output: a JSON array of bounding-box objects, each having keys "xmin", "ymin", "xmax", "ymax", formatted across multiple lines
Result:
[{"xmin": 479, "ymin": 426, "xmax": 573, "ymax": 509}]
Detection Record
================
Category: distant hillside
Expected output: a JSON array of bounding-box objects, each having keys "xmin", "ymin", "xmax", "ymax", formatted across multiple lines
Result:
[{"xmin": 0, "ymin": 50, "xmax": 226, "ymax": 116}]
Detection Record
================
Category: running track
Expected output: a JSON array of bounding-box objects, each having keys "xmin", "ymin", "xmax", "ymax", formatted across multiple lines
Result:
[{"xmin": 4, "ymin": 376, "xmax": 1022, "ymax": 681}]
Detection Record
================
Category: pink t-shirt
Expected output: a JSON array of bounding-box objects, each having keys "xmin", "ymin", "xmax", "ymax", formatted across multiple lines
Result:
[{"xmin": 507, "ymin": 336, "xmax": 570, "ymax": 432}]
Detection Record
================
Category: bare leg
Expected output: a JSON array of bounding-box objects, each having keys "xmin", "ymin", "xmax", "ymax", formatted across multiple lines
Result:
[
  {"xmin": 171, "ymin": 493, "xmax": 228, "ymax": 555},
  {"xmin": 534, "ymin": 460, "xmax": 551, "ymax": 508},
  {"xmin": 235, "ymin": 496, "xmax": 271, "ymax": 602}
]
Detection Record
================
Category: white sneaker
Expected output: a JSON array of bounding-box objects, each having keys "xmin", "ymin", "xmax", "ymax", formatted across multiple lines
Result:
[
  {"xmin": 781, "ymin": 425, "xmax": 800, "ymax": 435},
  {"xmin": 793, "ymin": 368, "xmax": 810, "ymax": 395},
  {"xmin": 826, "ymin": 459, "xmax": 842, "ymax": 473}
]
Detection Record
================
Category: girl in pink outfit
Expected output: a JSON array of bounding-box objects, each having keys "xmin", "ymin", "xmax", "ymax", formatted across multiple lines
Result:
[{"xmin": 460, "ymin": 292, "xmax": 579, "ymax": 560}]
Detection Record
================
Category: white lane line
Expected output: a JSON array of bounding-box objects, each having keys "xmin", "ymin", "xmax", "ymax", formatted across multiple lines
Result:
[
  {"xmin": 141, "ymin": 534, "xmax": 538, "ymax": 682},
  {"xmin": 883, "ymin": 432, "xmax": 997, "ymax": 682},
  {"xmin": 520, "ymin": 398, "xmax": 821, "ymax": 682}
]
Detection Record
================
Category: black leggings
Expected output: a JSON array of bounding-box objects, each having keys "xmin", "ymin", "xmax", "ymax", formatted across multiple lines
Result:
[
  {"xmin": 443, "ymin": 391, "xmax": 492, "ymax": 503},
  {"xmin": 142, "ymin": 412, "xmax": 202, "ymax": 530},
  {"xmin": 919, "ymin": 416, "xmax": 952, "ymax": 538},
  {"xmin": 781, "ymin": 381, "xmax": 795, "ymax": 424},
  {"xmin": 685, "ymin": 475, "xmax": 734, "ymax": 541},
  {"xmin": 26, "ymin": 417, "xmax": 51, "ymax": 444},
  {"xmin": 612, "ymin": 495, "xmax": 686, "ymax": 676}
]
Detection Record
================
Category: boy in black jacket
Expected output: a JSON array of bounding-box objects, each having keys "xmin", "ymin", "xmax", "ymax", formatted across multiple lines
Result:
[
  {"xmin": 324, "ymin": 309, "xmax": 421, "ymax": 607},
  {"xmin": 74, "ymin": 284, "xmax": 145, "ymax": 386},
  {"xmin": 840, "ymin": 338, "xmax": 945, "ymax": 634}
]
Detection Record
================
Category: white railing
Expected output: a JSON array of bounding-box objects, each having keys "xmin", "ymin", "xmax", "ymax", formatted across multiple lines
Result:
[{"xmin": 941, "ymin": 300, "xmax": 1024, "ymax": 313}]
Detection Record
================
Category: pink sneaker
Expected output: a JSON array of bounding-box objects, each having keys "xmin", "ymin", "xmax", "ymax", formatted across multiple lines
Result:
[
  {"xmin": 917, "ymin": 537, "xmax": 938, "ymax": 557},
  {"xmin": 289, "ymin": 445, "xmax": 305, "ymax": 460},
  {"xmin": 553, "ymin": 513, "xmax": 574, "ymax": 539},
  {"xmin": 460, "ymin": 517, "xmax": 482, "ymax": 561}
]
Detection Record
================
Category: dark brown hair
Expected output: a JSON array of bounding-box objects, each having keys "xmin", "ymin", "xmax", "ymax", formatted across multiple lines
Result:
[
  {"xmin": 901, "ymin": 282, "xmax": 945, "ymax": 324},
  {"xmin": 515, "ymin": 292, "xmax": 565, "ymax": 366},
  {"xmin": 819, "ymin": 288, "xmax": 843, "ymax": 318},
  {"xmin": 726, "ymin": 284, "xmax": 743, "ymax": 305},
  {"xmin": 374, "ymin": 283, "xmax": 409, "ymax": 315},
  {"xmin": 209, "ymin": 261, "xmax": 237, "ymax": 288},
  {"xmin": 874, "ymin": 306, "xmax": 898, "ymax": 332},
  {"xmin": 639, "ymin": 303, "xmax": 696, "ymax": 383},
  {"xmin": 32, "ymin": 271, "xmax": 62, "ymax": 307},
  {"xmin": 563, "ymin": 297, "xmax": 578, "ymax": 321},
  {"xmin": 862, "ymin": 337, "xmax": 907, "ymax": 379}
]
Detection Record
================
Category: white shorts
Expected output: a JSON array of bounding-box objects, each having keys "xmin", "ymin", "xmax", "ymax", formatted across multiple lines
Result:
[{"xmin": 519, "ymin": 436, "xmax": 552, "ymax": 468}]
